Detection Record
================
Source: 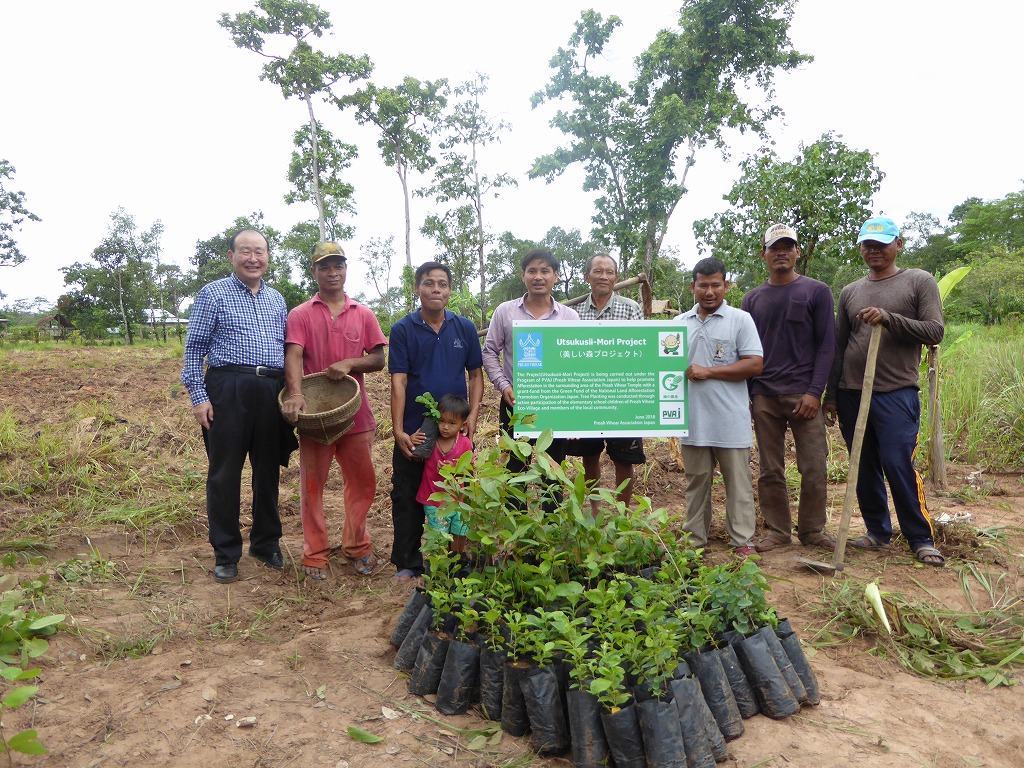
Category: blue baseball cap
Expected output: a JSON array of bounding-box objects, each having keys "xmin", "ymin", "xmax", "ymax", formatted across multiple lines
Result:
[{"xmin": 857, "ymin": 216, "xmax": 900, "ymax": 244}]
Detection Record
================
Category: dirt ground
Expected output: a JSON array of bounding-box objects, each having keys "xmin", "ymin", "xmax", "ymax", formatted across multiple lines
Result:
[{"xmin": 1, "ymin": 346, "xmax": 1023, "ymax": 768}]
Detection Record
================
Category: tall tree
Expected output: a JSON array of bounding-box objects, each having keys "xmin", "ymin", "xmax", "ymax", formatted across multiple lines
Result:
[
  {"xmin": 531, "ymin": 3, "xmax": 811, "ymax": 281},
  {"xmin": 280, "ymin": 120, "xmax": 358, "ymax": 289},
  {"xmin": 220, "ymin": 0, "xmax": 371, "ymax": 239},
  {"xmin": 543, "ymin": 226, "xmax": 597, "ymax": 299},
  {"xmin": 899, "ymin": 211, "xmax": 957, "ymax": 275},
  {"xmin": 486, "ymin": 231, "xmax": 538, "ymax": 308},
  {"xmin": 953, "ymin": 189, "xmax": 1024, "ymax": 257},
  {"xmin": 284, "ymin": 121, "xmax": 358, "ymax": 225},
  {"xmin": 189, "ymin": 213, "xmax": 304, "ymax": 308},
  {"xmin": 0, "ymin": 159, "xmax": 41, "ymax": 273},
  {"xmin": 692, "ymin": 132, "xmax": 883, "ymax": 288},
  {"xmin": 947, "ymin": 250, "xmax": 1024, "ymax": 325},
  {"xmin": 341, "ymin": 77, "xmax": 447, "ymax": 268},
  {"xmin": 420, "ymin": 205, "xmax": 478, "ymax": 289},
  {"xmin": 62, "ymin": 208, "xmax": 162, "ymax": 345},
  {"xmin": 151, "ymin": 263, "xmax": 190, "ymax": 341},
  {"xmin": 357, "ymin": 235, "xmax": 409, "ymax": 329},
  {"xmin": 901, "ymin": 188, "xmax": 1024, "ymax": 279},
  {"xmin": 55, "ymin": 292, "xmax": 106, "ymax": 340},
  {"xmin": 421, "ymin": 74, "xmax": 516, "ymax": 320}
]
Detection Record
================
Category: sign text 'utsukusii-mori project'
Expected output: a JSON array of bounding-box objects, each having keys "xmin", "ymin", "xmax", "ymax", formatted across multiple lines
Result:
[{"xmin": 512, "ymin": 321, "xmax": 689, "ymax": 438}]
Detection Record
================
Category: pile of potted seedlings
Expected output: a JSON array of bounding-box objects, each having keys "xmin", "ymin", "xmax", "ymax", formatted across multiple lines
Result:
[{"xmin": 390, "ymin": 428, "xmax": 819, "ymax": 767}]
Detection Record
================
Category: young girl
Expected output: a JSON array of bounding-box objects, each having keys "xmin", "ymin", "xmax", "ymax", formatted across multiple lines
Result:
[{"xmin": 415, "ymin": 394, "xmax": 473, "ymax": 551}]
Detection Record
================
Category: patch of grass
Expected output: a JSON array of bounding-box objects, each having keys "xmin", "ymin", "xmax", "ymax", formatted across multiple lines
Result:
[
  {"xmin": 928, "ymin": 323, "xmax": 1024, "ymax": 467},
  {"xmin": 809, "ymin": 570, "xmax": 1024, "ymax": 687},
  {"xmin": 205, "ymin": 596, "xmax": 294, "ymax": 641},
  {"xmin": 0, "ymin": 542, "xmax": 50, "ymax": 558},
  {"xmin": 0, "ymin": 405, "xmax": 204, "ymax": 539},
  {"xmin": 931, "ymin": 521, "xmax": 1009, "ymax": 563},
  {"xmin": 98, "ymin": 634, "xmax": 164, "ymax": 662},
  {"xmin": 54, "ymin": 541, "xmax": 120, "ymax": 585}
]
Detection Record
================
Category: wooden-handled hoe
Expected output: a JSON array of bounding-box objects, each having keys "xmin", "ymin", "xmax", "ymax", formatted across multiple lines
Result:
[{"xmin": 798, "ymin": 323, "xmax": 882, "ymax": 575}]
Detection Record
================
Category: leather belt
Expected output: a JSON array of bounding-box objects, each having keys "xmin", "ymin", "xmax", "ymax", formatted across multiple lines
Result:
[{"xmin": 209, "ymin": 365, "xmax": 284, "ymax": 378}]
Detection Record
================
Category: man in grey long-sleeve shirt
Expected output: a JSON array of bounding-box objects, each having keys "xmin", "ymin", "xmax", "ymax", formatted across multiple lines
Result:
[{"xmin": 823, "ymin": 216, "xmax": 946, "ymax": 566}]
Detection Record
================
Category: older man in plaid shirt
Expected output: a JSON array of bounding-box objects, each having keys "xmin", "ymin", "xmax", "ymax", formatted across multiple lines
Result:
[
  {"xmin": 566, "ymin": 252, "xmax": 647, "ymax": 511},
  {"xmin": 181, "ymin": 228, "xmax": 293, "ymax": 584}
]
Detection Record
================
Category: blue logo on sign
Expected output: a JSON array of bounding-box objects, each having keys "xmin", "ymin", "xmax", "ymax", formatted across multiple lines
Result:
[{"xmin": 516, "ymin": 333, "xmax": 543, "ymax": 369}]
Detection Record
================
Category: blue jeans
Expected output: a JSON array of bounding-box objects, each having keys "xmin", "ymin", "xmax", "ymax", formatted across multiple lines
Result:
[{"xmin": 836, "ymin": 387, "xmax": 935, "ymax": 549}]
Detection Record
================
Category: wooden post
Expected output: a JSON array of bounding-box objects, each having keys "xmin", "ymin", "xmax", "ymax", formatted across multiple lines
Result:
[
  {"xmin": 927, "ymin": 345, "xmax": 947, "ymax": 489},
  {"xmin": 561, "ymin": 273, "xmax": 649, "ymax": 308}
]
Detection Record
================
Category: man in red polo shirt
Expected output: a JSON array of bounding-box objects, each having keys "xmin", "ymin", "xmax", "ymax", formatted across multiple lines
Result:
[{"xmin": 282, "ymin": 242, "xmax": 388, "ymax": 580}]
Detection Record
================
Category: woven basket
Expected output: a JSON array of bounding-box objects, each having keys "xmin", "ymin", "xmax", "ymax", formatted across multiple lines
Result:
[
  {"xmin": 279, "ymin": 372, "xmax": 361, "ymax": 445},
  {"xmin": 303, "ymin": 417, "xmax": 355, "ymax": 445}
]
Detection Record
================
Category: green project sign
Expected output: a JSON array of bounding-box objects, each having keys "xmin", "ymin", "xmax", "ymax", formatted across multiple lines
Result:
[{"xmin": 512, "ymin": 320, "xmax": 688, "ymax": 438}]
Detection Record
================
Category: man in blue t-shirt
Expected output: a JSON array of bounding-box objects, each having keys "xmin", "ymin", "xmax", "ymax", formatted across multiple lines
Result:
[
  {"xmin": 742, "ymin": 224, "xmax": 836, "ymax": 553},
  {"xmin": 388, "ymin": 262, "xmax": 483, "ymax": 580}
]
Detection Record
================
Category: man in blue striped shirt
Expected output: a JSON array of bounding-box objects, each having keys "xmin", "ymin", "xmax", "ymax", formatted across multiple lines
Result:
[{"xmin": 181, "ymin": 229, "xmax": 292, "ymax": 584}]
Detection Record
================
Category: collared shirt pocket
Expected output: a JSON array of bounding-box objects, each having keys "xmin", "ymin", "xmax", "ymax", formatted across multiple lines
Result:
[{"xmin": 706, "ymin": 337, "xmax": 737, "ymax": 365}]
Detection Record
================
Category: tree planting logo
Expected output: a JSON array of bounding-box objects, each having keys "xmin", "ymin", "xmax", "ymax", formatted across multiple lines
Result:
[{"xmin": 659, "ymin": 371, "xmax": 685, "ymax": 402}]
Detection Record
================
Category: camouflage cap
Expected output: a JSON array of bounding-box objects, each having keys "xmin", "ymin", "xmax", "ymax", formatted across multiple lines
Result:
[{"xmin": 311, "ymin": 242, "xmax": 346, "ymax": 264}]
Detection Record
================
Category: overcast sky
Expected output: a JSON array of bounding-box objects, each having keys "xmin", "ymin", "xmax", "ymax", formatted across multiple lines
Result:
[{"xmin": 1, "ymin": 0, "xmax": 1021, "ymax": 308}]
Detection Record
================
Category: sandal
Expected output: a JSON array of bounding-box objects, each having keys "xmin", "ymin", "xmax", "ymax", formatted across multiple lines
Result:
[
  {"xmin": 392, "ymin": 569, "xmax": 417, "ymax": 583},
  {"xmin": 848, "ymin": 534, "xmax": 889, "ymax": 550},
  {"xmin": 800, "ymin": 532, "xmax": 836, "ymax": 551},
  {"xmin": 354, "ymin": 554, "xmax": 378, "ymax": 576},
  {"xmin": 303, "ymin": 565, "xmax": 327, "ymax": 581},
  {"xmin": 913, "ymin": 546, "xmax": 946, "ymax": 567},
  {"xmin": 734, "ymin": 546, "xmax": 758, "ymax": 558},
  {"xmin": 754, "ymin": 536, "xmax": 792, "ymax": 553}
]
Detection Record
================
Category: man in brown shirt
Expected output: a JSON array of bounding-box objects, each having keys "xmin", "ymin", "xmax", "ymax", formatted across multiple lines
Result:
[{"xmin": 823, "ymin": 216, "xmax": 945, "ymax": 566}]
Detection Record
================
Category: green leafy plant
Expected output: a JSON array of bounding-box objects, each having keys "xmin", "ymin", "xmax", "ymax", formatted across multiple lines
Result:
[
  {"xmin": 415, "ymin": 392, "xmax": 441, "ymax": 422},
  {"xmin": 450, "ymin": 575, "xmax": 484, "ymax": 641},
  {"xmin": 587, "ymin": 641, "xmax": 632, "ymax": 712},
  {"xmin": 523, "ymin": 608, "xmax": 568, "ymax": 667},
  {"xmin": 701, "ymin": 558, "xmax": 776, "ymax": 637},
  {"xmin": 502, "ymin": 610, "xmax": 534, "ymax": 663},
  {"xmin": 422, "ymin": 537, "xmax": 460, "ymax": 631},
  {"xmin": 413, "ymin": 421, "xmax": 787, "ymax": 711},
  {"xmin": 632, "ymin": 620, "xmax": 683, "ymax": 698},
  {"xmin": 0, "ymin": 574, "xmax": 63, "ymax": 761},
  {"xmin": 54, "ymin": 538, "xmax": 118, "ymax": 585}
]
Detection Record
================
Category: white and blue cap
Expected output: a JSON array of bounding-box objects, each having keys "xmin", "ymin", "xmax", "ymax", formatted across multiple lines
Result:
[{"xmin": 857, "ymin": 216, "xmax": 900, "ymax": 244}]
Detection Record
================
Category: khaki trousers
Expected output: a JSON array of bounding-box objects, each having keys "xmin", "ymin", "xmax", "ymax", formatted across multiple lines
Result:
[{"xmin": 681, "ymin": 445, "xmax": 756, "ymax": 548}]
